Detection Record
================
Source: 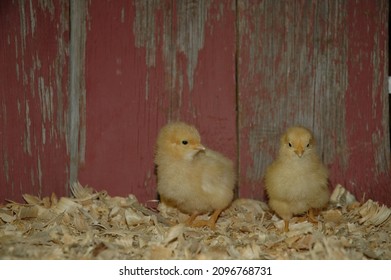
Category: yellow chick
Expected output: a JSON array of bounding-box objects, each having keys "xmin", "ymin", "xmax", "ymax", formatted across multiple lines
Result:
[
  {"xmin": 155, "ymin": 121, "xmax": 236, "ymax": 229},
  {"xmin": 264, "ymin": 126, "xmax": 329, "ymax": 232}
]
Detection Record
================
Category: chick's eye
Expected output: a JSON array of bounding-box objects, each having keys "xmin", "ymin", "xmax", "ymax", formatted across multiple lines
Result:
[
  {"xmin": 306, "ymin": 143, "xmax": 310, "ymax": 148},
  {"xmin": 288, "ymin": 143, "xmax": 292, "ymax": 147},
  {"xmin": 181, "ymin": 140, "xmax": 188, "ymax": 145}
]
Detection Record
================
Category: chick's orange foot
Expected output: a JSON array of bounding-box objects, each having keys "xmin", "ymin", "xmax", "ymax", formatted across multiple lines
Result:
[
  {"xmin": 284, "ymin": 220, "xmax": 289, "ymax": 232},
  {"xmin": 185, "ymin": 209, "xmax": 223, "ymax": 230},
  {"xmin": 307, "ymin": 208, "xmax": 319, "ymax": 223},
  {"xmin": 282, "ymin": 208, "xmax": 323, "ymax": 232}
]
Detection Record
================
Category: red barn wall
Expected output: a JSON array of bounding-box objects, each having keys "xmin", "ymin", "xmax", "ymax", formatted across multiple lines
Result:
[
  {"xmin": 0, "ymin": 0, "xmax": 69, "ymax": 201},
  {"xmin": 237, "ymin": 0, "xmax": 391, "ymax": 205},
  {"xmin": 1, "ymin": 0, "xmax": 390, "ymax": 206},
  {"xmin": 78, "ymin": 0, "xmax": 237, "ymax": 200}
]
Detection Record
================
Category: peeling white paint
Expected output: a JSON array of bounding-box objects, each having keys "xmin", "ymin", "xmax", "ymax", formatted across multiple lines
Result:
[
  {"xmin": 115, "ymin": 57, "xmax": 123, "ymax": 76},
  {"xmin": 14, "ymin": 36, "xmax": 18, "ymax": 58},
  {"xmin": 24, "ymin": 100, "xmax": 32, "ymax": 156},
  {"xmin": 17, "ymin": 0, "xmax": 30, "ymax": 89},
  {"xmin": 18, "ymin": 0, "xmax": 27, "ymax": 57},
  {"xmin": 14, "ymin": 35, "xmax": 21, "ymax": 82},
  {"xmin": 15, "ymin": 62, "xmax": 20, "ymax": 82},
  {"xmin": 37, "ymin": 154, "xmax": 42, "ymax": 190},
  {"xmin": 38, "ymin": 0, "xmax": 55, "ymax": 18},
  {"xmin": 3, "ymin": 151, "xmax": 9, "ymax": 184},
  {"xmin": 54, "ymin": 0, "xmax": 69, "ymax": 144},
  {"xmin": 2, "ymin": 0, "xmax": 71, "ymax": 201},
  {"xmin": 17, "ymin": 99, "xmax": 21, "ymax": 116},
  {"xmin": 370, "ymin": 0, "xmax": 390, "ymax": 175},
  {"xmin": 37, "ymin": 76, "xmax": 54, "ymax": 124},
  {"xmin": 133, "ymin": 0, "xmax": 210, "ymax": 94},
  {"xmin": 29, "ymin": 0, "xmax": 37, "ymax": 36},
  {"xmin": 133, "ymin": 0, "xmax": 159, "ymax": 68},
  {"xmin": 22, "ymin": 60, "xmax": 28, "ymax": 86},
  {"xmin": 176, "ymin": 1, "xmax": 210, "ymax": 91},
  {"xmin": 121, "ymin": 7, "xmax": 125, "ymax": 23},
  {"xmin": 69, "ymin": 0, "xmax": 87, "ymax": 188},
  {"xmin": 145, "ymin": 70, "xmax": 149, "ymax": 101}
]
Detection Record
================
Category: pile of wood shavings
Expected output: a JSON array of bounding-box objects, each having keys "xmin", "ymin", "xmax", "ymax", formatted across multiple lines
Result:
[{"xmin": 0, "ymin": 183, "xmax": 390, "ymax": 260}]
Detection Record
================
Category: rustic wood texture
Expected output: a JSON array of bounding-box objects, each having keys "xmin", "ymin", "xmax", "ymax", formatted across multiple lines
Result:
[
  {"xmin": 0, "ymin": 0, "xmax": 69, "ymax": 201},
  {"xmin": 237, "ymin": 0, "xmax": 390, "ymax": 205},
  {"xmin": 68, "ymin": 0, "xmax": 87, "ymax": 201},
  {"xmin": 78, "ymin": 0, "xmax": 237, "ymax": 201},
  {"xmin": 1, "ymin": 0, "xmax": 390, "ymax": 206}
]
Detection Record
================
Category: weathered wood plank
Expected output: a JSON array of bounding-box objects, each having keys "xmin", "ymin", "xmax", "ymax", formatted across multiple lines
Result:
[
  {"xmin": 68, "ymin": 0, "xmax": 87, "ymax": 195},
  {"xmin": 238, "ymin": 0, "xmax": 390, "ymax": 205},
  {"xmin": 0, "ymin": 0, "xmax": 69, "ymax": 202},
  {"xmin": 78, "ymin": 0, "xmax": 237, "ymax": 202},
  {"xmin": 342, "ymin": 0, "xmax": 390, "ymax": 204}
]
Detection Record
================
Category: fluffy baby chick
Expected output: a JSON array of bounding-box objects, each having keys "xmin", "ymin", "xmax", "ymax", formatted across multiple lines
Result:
[
  {"xmin": 155, "ymin": 122, "xmax": 236, "ymax": 229},
  {"xmin": 264, "ymin": 126, "xmax": 329, "ymax": 232}
]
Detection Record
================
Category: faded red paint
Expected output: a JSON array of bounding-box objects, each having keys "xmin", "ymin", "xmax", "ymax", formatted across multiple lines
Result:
[
  {"xmin": 238, "ymin": 0, "xmax": 390, "ymax": 205},
  {"xmin": 343, "ymin": 0, "xmax": 391, "ymax": 205},
  {"xmin": 0, "ymin": 1, "xmax": 69, "ymax": 202},
  {"xmin": 78, "ymin": 1, "xmax": 149, "ymax": 199},
  {"xmin": 1, "ymin": 0, "xmax": 390, "ymax": 207},
  {"xmin": 79, "ymin": 1, "xmax": 236, "ymax": 202}
]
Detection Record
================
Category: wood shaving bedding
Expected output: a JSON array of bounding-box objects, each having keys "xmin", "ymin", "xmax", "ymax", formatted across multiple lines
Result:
[{"xmin": 0, "ymin": 183, "xmax": 390, "ymax": 259}]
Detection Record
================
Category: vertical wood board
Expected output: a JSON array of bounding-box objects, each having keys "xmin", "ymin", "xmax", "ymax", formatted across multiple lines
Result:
[
  {"xmin": 343, "ymin": 0, "xmax": 390, "ymax": 204},
  {"xmin": 0, "ymin": 0, "xmax": 69, "ymax": 202}
]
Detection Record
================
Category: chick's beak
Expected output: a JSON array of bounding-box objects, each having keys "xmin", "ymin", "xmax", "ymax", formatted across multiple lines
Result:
[
  {"xmin": 194, "ymin": 144, "xmax": 206, "ymax": 151},
  {"xmin": 294, "ymin": 146, "xmax": 304, "ymax": 158}
]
